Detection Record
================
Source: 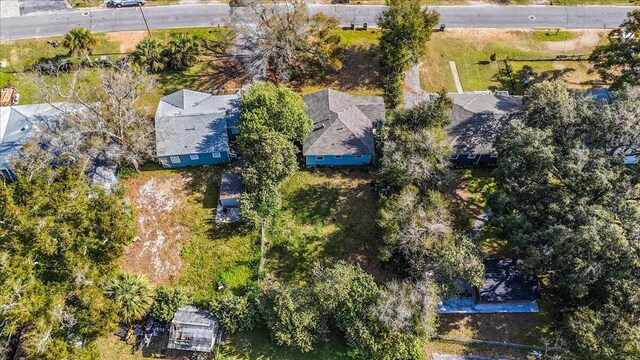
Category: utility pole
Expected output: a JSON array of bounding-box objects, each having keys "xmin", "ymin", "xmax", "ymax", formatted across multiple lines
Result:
[{"xmin": 138, "ymin": 4, "xmax": 151, "ymax": 37}]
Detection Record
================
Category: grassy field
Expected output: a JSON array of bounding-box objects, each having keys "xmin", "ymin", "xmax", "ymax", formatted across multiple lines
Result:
[
  {"xmin": 220, "ymin": 331, "xmax": 351, "ymax": 360},
  {"xmin": 120, "ymin": 166, "xmax": 260, "ymax": 300},
  {"xmin": 421, "ymin": 29, "xmax": 608, "ymax": 94},
  {"xmin": 265, "ymin": 168, "xmax": 386, "ymax": 284}
]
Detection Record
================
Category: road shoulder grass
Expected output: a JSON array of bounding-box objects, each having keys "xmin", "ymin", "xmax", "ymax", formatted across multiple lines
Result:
[{"xmin": 421, "ymin": 29, "xmax": 609, "ymax": 94}]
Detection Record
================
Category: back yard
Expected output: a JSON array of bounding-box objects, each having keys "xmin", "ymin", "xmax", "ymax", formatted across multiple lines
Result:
[
  {"xmin": 264, "ymin": 168, "xmax": 387, "ymax": 284},
  {"xmin": 428, "ymin": 168, "xmax": 557, "ymax": 358},
  {"xmin": 120, "ymin": 166, "xmax": 260, "ymax": 300},
  {"xmin": 421, "ymin": 29, "xmax": 609, "ymax": 94}
]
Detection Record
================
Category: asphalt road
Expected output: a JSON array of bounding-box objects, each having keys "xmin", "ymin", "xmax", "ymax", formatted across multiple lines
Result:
[{"xmin": 1, "ymin": 4, "xmax": 638, "ymax": 41}]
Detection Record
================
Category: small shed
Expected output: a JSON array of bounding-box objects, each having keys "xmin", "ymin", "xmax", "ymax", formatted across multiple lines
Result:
[
  {"xmin": 219, "ymin": 173, "xmax": 243, "ymax": 208},
  {"xmin": 216, "ymin": 173, "xmax": 243, "ymax": 223},
  {"xmin": 438, "ymin": 258, "xmax": 540, "ymax": 314},
  {"xmin": 167, "ymin": 305, "xmax": 219, "ymax": 353}
]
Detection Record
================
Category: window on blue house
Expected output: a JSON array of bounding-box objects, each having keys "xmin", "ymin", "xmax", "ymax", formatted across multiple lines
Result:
[
  {"xmin": 316, "ymin": 156, "xmax": 324, "ymax": 160},
  {"xmin": 212, "ymin": 152, "xmax": 221, "ymax": 158},
  {"xmin": 356, "ymin": 155, "xmax": 363, "ymax": 159},
  {"xmin": 190, "ymin": 154, "xmax": 200, "ymax": 160},
  {"xmin": 335, "ymin": 155, "xmax": 342, "ymax": 159},
  {"xmin": 170, "ymin": 156, "xmax": 181, "ymax": 164}
]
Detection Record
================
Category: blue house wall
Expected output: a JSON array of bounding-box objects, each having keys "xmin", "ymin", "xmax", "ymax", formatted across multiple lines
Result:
[
  {"xmin": 160, "ymin": 152, "xmax": 230, "ymax": 169},
  {"xmin": 306, "ymin": 155, "xmax": 371, "ymax": 166}
]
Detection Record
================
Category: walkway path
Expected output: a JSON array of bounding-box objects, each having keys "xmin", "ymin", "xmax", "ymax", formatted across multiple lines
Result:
[{"xmin": 449, "ymin": 61, "xmax": 464, "ymax": 94}]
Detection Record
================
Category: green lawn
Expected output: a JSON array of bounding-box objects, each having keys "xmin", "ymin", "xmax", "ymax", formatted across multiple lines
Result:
[
  {"xmin": 220, "ymin": 331, "xmax": 351, "ymax": 360},
  {"xmin": 422, "ymin": 29, "xmax": 608, "ymax": 94},
  {"xmin": 0, "ymin": 27, "xmax": 229, "ymax": 107},
  {"xmin": 265, "ymin": 168, "xmax": 385, "ymax": 284}
]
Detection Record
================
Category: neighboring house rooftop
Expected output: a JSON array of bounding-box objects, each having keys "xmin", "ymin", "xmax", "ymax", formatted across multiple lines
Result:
[
  {"xmin": 167, "ymin": 305, "xmax": 218, "ymax": 353},
  {"xmin": 219, "ymin": 173, "xmax": 243, "ymax": 202},
  {"xmin": 302, "ymin": 89, "xmax": 384, "ymax": 157},
  {"xmin": 155, "ymin": 89, "xmax": 241, "ymax": 157},
  {"xmin": 434, "ymin": 92, "xmax": 523, "ymax": 156},
  {"xmin": 479, "ymin": 258, "xmax": 540, "ymax": 304},
  {"xmin": 0, "ymin": 103, "xmax": 68, "ymax": 172}
]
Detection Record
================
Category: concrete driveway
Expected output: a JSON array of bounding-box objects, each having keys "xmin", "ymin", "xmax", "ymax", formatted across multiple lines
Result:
[
  {"xmin": 1, "ymin": 0, "xmax": 21, "ymax": 17},
  {"xmin": 19, "ymin": 0, "xmax": 70, "ymax": 15}
]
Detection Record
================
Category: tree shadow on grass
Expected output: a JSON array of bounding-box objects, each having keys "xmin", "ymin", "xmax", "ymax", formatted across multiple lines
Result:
[
  {"xmin": 292, "ymin": 44, "xmax": 382, "ymax": 93},
  {"xmin": 267, "ymin": 168, "xmax": 392, "ymax": 284}
]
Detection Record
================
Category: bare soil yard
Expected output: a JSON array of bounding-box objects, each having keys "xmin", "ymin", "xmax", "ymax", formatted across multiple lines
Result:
[
  {"xmin": 120, "ymin": 167, "xmax": 259, "ymax": 298},
  {"xmin": 121, "ymin": 173, "xmax": 189, "ymax": 284},
  {"xmin": 106, "ymin": 31, "xmax": 148, "ymax": 54}
]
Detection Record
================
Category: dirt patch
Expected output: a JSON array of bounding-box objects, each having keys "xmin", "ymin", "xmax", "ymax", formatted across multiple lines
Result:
[
  {"xmin": 121, "ymin": 173, "xmax": 191, "ymax": 284},
  {"xmin": 544, "ymin": 30, "xmax": 606, "ymax": 52},
  {"xmin": 106, "ymin": 31, "xmax": 148, "ymax": 54},
  {"xmin": 440, "ymin": 28, "xmax": 520, "ymax": 48}
]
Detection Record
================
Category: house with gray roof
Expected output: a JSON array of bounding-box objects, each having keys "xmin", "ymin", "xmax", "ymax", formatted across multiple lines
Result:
[
  {"xmin": 167, "ymin": 305, "xmax": 219, "ymax": 353},
  {"xmin": 155, "ymin": 89, "xmax": 241, "ymax": 168},
  {"xmin": 1, "ymin": 103, "xmax": 67, "ymax": 180},
  {"xmin": 302, "ymin": 89, "xmax": 384, "ymax": 166},
  {"xmin": 437, "ymin": 92, "xmax": 523, "ymax": 166}
]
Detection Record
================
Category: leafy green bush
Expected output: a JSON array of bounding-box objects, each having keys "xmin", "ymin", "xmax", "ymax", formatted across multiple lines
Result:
[{"xmin": 150, "ymin": 287, "xmax": 193, "ymax": 323}]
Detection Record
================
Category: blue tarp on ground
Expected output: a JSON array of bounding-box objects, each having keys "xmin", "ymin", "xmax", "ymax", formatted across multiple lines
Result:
[{"xmin": 438, "ymin": 298, "xmax": 539, "ymax": 314}]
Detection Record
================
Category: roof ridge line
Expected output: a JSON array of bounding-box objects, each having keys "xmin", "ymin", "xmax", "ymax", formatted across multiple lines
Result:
[{"xmin": 334, "ymin": 104, "xmax": 374, "ymax": 152}]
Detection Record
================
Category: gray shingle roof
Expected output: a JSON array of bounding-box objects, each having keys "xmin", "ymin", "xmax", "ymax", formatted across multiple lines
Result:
[
  {"xmin": 479, "ymin": 259, "xmax": 540, "ymax": 303},
  {"xmin": 441, "ymin": 93, "xmax": 523, "ymax": 155},
  {"xmin": 0, "ymin": 103, "xmax": 68, "ymax": 171},
  {"xmin": 219, "ymin": 173, "xmax": 243, "ymax": 200},
  {"xmin": 302, "ymin": 89, "xmax": 384, "ymax": 157},
  {"xmin": 168, "ymin": 305, "xmax": 218, "ymax": 353},
  {"xmin": 155, "ymin": 90, "xmax": 241, "ymax": 157}
]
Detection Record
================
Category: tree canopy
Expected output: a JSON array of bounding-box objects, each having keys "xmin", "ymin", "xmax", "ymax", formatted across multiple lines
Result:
[
  {"xmin": 0, "ymin": 167, "xmax": 136, "ymax": 358},
  {"xmin": 377, "ymin": 94, "xmax": 483, "ymax": 294},
  {"xmin": 230, "ymin": 0, "xmax": 341, "ymax": 82},
  {"xmin": 590, "ymin": 10, "xmax": 640, "ymax": 88},
  {"xmin": 489, "ymin": 81, "xmax": 640, "ymax": 359},
  {"xmin": 131, "ymin": 38, "xmax": 167, "ymax": 73},
  {"xmin": 29, "ymin": 63, "xmax": 156, "ymax": 173},
  {"xmin": 378, "ymin": 0, "xmax": 439, "ymax": 107},
  {"xmin": 237, "ymin": 82, "xmax": 312, "ymax": 225},
  {"xmin": 62, "ymin": 26, "xmax": 97, "ymax": 59}
]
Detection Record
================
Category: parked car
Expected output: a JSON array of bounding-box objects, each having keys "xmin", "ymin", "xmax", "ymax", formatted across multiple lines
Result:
[{"xmin": 108, "ymin": 0, "xmax": 147, "ymax": 7}]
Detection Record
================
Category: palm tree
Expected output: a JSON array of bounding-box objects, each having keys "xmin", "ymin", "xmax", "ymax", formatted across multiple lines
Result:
[
  {"xmin": 131, "ymin": 38, "xmax": 167, "ymax": 73},
  {"xmin": 106, "ymin": 273, "xmax": 154, "ymax": 323},
  {"xmin": 167, "ymin": 33, "xmax": 200, "ymax": 69},
  {"xmin": 62, "ymin": 26, "xmax": 98, "ymax": 59}
]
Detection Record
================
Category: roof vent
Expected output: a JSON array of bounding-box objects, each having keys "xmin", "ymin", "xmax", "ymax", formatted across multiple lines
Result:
[{"xmin": 186, "ymin": 127, "xmax": 196, "ymax": 131}]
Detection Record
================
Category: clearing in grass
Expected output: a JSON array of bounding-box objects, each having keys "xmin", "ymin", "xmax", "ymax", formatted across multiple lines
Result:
[{"xmin": 120, "ymin": 166, "xmax": 260, "ymax": 300}]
